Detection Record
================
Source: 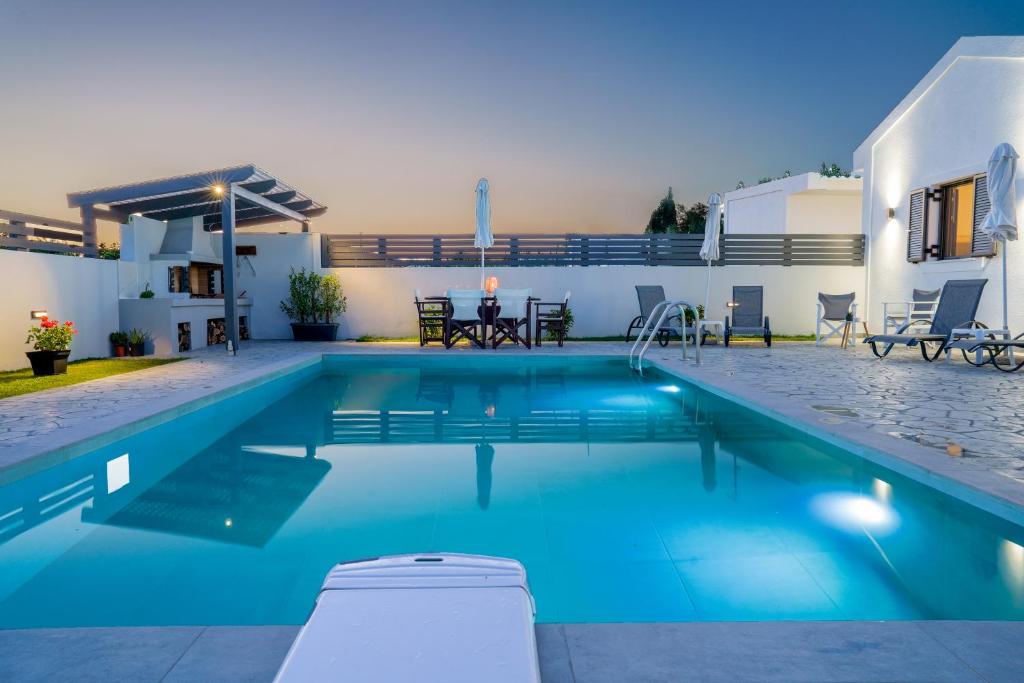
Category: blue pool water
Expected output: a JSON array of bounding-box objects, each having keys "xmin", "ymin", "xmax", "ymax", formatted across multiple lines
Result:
[{"xmin": 1, "ymin": 356, "xmax": 1022, "ymax": 627}]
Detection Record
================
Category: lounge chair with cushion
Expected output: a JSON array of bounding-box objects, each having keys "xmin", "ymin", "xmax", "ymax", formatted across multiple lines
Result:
[
  {"xmin": 816, "ymin": 292, "xmax": 857, "ymax": 346},
  {"xmin": 863, "ymin": 279, "xmax": 988, "ymax": 361},
  {"xmin": 274, "ymin": 554, "xmax": 541, "ymax": 683},
  {"xmin": 492, "ymin": 288, "xmax": 532, "ymax": 349},
  {"xmin": 625, "ymin": 285, "xmax": 685, "ymax": 346},
  {"xmin": 724, "ymin": 286, "xmax": 771, "ymax": 347},
  {"xmin": 534, "ymin": 291, "xmax": 570, "ymax": 347},
  {"xmin": 445, "ymin": 289, "xmax": 487, "ymax": 349}
]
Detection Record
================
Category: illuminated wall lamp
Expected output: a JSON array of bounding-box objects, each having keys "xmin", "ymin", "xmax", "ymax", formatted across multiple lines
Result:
[
  {"xmin": 887, "ymin": 207, "xmax": 896, "ymax": 219},
  {"xmin": 30, "ymin": 309, "xmax": 48, "ymax": 320}
]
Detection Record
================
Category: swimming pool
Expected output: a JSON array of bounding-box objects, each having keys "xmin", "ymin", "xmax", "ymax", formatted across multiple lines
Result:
[{"xmin": 0, "ymin": 355, "xmax": 1022, "ymax": 627}]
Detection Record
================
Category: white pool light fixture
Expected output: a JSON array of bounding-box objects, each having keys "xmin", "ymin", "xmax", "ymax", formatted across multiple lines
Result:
[{"xmin": 657, "ymin": 385, "xmax": 682, "ymax": 394}]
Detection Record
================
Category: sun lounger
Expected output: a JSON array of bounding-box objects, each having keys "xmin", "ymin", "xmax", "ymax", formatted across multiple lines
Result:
[
  {"xmin": 274, "ymin": 554, "xmax": 540, "ymax": 683},
  {"xmin": 946, "ymin": 332, "xmax": 1024, "ymax": 372},
  {"xmin": 626, "ymin": 285, "xmax": 685, "ymax": 345},
  {"xmin": 863, "ymin": 279, "xmax": 988, "ymax": 361},
  {"xmin": 724, "ymin": 285, "xmax": 771, "ymax": 346}
]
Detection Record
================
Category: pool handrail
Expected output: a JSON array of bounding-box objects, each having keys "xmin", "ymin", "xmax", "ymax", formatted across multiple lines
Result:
[{"xmin": 629, "ymin": 299, "xmax": 700, "ymax": 372}]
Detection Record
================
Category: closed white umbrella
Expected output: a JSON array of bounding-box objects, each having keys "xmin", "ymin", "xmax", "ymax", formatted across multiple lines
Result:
[
  {"xmin": 981, "ymin": 143, "xmax": 1019, "ymax": 333},
  {"xmin": 699, "ymin": 193, "xmax": 723, "ymax": 314},
  {"xmin": 474, "ymin": 178, "xmax": 494, "ymax": 289}
]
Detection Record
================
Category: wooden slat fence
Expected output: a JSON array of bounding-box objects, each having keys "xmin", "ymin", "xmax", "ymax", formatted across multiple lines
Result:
[
  {"xmin": 0, "ymin": 209, "xmax": 87, "ymax": 256},
  {"xmin": 323, "ymin": 233, "xmax": 864, "ymax": 268}
]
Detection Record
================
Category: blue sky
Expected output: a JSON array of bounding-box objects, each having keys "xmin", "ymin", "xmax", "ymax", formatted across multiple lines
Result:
[{"xmin": 2, "ymin": 1, "xmax": 1024, "ymax": 234}]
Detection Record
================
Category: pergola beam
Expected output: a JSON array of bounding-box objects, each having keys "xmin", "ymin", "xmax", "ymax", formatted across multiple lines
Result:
[
  {"xmin": 67, "ymin": 164, "xmax": 257, "ymax": 208},
  {"xmin": 110, "ymin": 179, "xmax": 277, "ymax": 215},
  {"xmin": 232, "ymin": 184, "xmax": 308, "ymax": 222}
]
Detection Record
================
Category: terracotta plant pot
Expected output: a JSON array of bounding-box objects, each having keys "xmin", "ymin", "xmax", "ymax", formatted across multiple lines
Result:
[
  {"xmin": 290, "ymin": 322, "xmax": 339, "ymax": 341},
  {"xmin": 113, "ymin": 345, "xmax": 127, "ymax": 357},
  {"xmin": 26, "ymin": 350, "xmax": 71, "ymax": 376}
]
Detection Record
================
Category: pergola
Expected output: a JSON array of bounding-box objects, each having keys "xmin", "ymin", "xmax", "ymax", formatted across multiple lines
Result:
[{"xmin": 67, "ymin": 164, "xmax": 327, "ymax": 354}]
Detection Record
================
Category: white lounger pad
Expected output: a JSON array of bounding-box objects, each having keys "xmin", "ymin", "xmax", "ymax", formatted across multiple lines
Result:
[{"xmin": 274, "ymin": 554, "xmax": 540, "ymax": 683}]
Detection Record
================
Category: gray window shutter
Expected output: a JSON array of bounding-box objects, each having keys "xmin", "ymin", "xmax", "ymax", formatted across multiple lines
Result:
[
  {"xmin": 907, "ymin": 189, "xmax": 926, "ymax": 262},
  {"xmin": 972, "ymin": 174, "xmax": 995, "ymax": 256}
]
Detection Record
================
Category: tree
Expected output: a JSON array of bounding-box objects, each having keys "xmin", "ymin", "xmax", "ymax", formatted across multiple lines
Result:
[
  {"xmin": 680, "ymin": 202, "xmax": 709, "ymax": 233},
  {"xmin": 645, "ymin": 187, "xmax": 679, "ymax": 233}
]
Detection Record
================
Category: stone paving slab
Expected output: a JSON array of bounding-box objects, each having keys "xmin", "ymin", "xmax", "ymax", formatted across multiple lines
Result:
[{"xmin": 2, "ymin": 622, "xmax": 1022, "ymax": 682}]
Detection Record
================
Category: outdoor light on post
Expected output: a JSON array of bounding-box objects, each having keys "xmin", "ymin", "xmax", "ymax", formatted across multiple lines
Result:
[{"xmin": 726, "ymin": 301, "xmax": 740, "ymax": 310}]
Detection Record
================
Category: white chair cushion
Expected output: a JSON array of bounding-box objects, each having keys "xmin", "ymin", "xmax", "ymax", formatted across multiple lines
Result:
[
  {"xmin": 495, "ymin": 288, "xmax": 531, "ymax": 319},
  {"xmin": 447, "ymin": 289, "xmax": 485, "ymax": 321}
]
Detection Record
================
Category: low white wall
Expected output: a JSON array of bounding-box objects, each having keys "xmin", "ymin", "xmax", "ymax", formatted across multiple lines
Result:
[
  {"xmin": 328, "ymin": 264, "xmax": 867, "ymax": 338},
  {"xmin": 0, "ymin": 250, "xmax": 119, "ymax": 370}
]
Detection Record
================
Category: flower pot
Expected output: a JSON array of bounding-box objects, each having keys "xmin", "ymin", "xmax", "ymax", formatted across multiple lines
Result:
[
  {"xmin": 290, "ymin": 322, "xmax": 339, "ymax": 342},
  {"xmin": 113, "ymin": 344, "xmax": 127, "ymax": 357},
  {"xmin": 128, "ymin": 342, "xmax": 145, "ymax": 357},
  {"xmin": 26, "ymin": 350, "xmax": 71, "ymax": 376}
]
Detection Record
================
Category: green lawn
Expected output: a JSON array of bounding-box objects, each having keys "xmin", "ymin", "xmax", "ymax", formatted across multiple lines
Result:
[{"xmin": 0, "ymin": 357, "xmax": 182, "ymax": 400}]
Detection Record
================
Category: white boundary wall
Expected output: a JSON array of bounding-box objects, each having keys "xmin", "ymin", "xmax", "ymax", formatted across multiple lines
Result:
[
  {"xmin": 326, "ymin": 264, "xmax": 866, "ymax": 338},
  {"xmin": 0, "ymin": 250, "xmax": 119, "ymax": 370}
]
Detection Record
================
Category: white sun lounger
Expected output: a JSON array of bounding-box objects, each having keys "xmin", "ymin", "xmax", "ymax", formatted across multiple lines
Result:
[{"xmin": 273, "ymin": 554, "xmax": 541, "ymax": 683}]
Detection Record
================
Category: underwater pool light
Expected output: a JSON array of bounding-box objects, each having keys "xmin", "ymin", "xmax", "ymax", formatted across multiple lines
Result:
[
  {"xmin": 657, "ymin": 385, "xmax": 682, "ymax": 394},
  {"xmin": 811, "ymin": 492, "xmax": 899, "ymax": 535}
]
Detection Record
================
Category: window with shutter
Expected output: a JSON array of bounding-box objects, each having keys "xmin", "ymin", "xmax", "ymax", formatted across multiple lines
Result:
[
  {"xmin": 907, "ymin": 189, "xmax": 926, "ymax": 263},
  {"xmin": 971, "ymin": 173, "xmax": 994, "ymax": 256}
]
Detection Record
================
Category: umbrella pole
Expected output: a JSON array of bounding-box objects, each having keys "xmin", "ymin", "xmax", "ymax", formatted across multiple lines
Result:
[
  {"xmin": 480, "ymin": 248, "xmax": 485, "ymax": 289},
  {"xmin": 1003, "ymin": 241, "xmax": 1009, "ymax": 332},
  {"xmin": 703, "ymin": 260, "xmax": 712, "ymax": 313}
]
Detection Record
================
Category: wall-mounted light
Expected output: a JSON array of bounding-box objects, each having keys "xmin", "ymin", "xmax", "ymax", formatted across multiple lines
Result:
[
  {"xmin": 887, "ymin": 207, "xmax": 896, "ymax": 219},
  {"xmin": 212, "ymin": 184, "xmax": 225, "ymax": 196},
  {"xmin": 30, "ymin": 309, "xmax": 47, "ymax": 319}
]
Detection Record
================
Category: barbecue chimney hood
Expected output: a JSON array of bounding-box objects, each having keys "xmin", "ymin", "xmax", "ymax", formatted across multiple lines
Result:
[{"xmin": 156, "ymin": 216, "xmax": 221, "ymax": 263}]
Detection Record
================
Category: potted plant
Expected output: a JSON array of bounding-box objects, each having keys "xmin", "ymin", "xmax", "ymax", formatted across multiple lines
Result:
[
  {"xmin": 25, "ymin": 317, "xmax": 77, "ymax": 376},
  {"xmin": 281, "ymin": 268, "xmax": 347, "ymax": 341},
  {"xmin": 140, "ymin": 283, "xmax": 155, "ymax": 299},
  {"xmin": 127, "ymin": 328, "xmax": 147, "ymax": 356},
  {"xmin": 109, "ymin": 331, "xmax": 128, "ymax": 357}
]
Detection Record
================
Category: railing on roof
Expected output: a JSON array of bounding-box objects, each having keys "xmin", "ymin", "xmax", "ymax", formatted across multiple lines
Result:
[
  {"xmin": 0, "ymin": 209, "xmax": 88, "ymax": 257},
  {"xmin": 322, "ymin": 232, "xmax": 865, "ymax": 268}
]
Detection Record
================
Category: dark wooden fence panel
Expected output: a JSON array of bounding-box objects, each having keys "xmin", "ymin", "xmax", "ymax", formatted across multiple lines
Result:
[
  {"xmin": 0, "ymin": 209, "xmax": 87, "ymax": 256},
  {"xmin": 323, "ymin": 233, "xmax": 864, "ymax": 268}
]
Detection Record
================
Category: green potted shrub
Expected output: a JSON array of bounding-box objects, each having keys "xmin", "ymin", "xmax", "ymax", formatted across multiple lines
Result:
[
  {"xmin": 140, "ymin": 283, "xmax": 155, "ymax": 299},
  {"xmin": 109, "ymin": 331, "xmax": 128, "ymax": 357},
  {"xmin": 127, "ymin": 328, "xmax": 148, "ymax": 356},
  {"xmin": 25, "ymin": 317, "xmax": 77, "ymax": 376},
  {"xmin": 281, "ymin": 268, "xmax": 347, "ymax": 341}
]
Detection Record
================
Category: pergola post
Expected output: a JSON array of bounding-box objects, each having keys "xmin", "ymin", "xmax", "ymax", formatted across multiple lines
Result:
[
  {"xmin": 221, "ymin": 189, "xmax": 239, "ymax": 355},
  {"xmin": 79, "ymin": 205, "xmax": 98, "ymax": 257}
]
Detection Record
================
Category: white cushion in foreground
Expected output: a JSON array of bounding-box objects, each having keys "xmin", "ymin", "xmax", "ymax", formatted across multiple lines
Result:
[{"xmin": 273, "ymin": 553, "xmax": 541, "ymax": 683}]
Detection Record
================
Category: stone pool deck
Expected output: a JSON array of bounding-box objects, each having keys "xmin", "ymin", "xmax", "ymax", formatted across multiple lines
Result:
[
  {"xmin": 2, "ymin": 339, "xmax": 1024, "ymax": 682},
  {"xmin": 2, "ymin": 621, "xmax": 1022, "ymax": 682}
]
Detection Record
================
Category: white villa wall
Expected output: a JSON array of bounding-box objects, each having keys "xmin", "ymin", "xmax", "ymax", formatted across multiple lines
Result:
[
  {"xmin": 724, "ymin": 173, "xmax": 862, "ymax": 235},
  {"xmin": 854, "ymin": 37, "xmax": 1024, "ymax": 332},
  {"xmin": 0, "ymin": 250, "xmax": 119, "ymax": 370},
  {"xmin": 324, "ymin": 263, "xmax": 866, "ymax": 338},
  {"xmin": 234, "ymin": 232, "xmax": 321, "ymax": 340}
]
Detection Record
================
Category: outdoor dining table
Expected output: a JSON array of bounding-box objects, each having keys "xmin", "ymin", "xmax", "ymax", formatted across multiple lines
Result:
[{"xmin": 429, "ymin": 294, "xmax": 538, "ymax": 348}]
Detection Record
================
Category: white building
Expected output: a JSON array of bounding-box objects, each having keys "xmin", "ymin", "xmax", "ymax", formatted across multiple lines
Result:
[
  {"xmin": 855, "ymin": 36, "xmax": 1024, "ymax": 332},
  {"xmin": 723, "ymin": 172, "xmax": 862, "ymax": 235}
]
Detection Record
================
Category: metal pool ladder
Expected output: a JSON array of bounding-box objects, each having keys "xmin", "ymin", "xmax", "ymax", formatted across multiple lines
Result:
[{"xmin": 629, "ymin": 300, "xmax": 700, "ymax": 373}]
